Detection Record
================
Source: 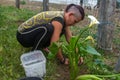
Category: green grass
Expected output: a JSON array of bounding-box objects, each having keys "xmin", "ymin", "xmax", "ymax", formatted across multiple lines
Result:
[{"xmin": 0, "ymin": 5, "xmax": 37, "ymax": 80}]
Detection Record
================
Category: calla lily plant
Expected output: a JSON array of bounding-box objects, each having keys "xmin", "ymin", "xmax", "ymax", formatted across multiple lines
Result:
[{"xmin": 62, "ymin": 15, "xmax": 101, "ymax": 80}]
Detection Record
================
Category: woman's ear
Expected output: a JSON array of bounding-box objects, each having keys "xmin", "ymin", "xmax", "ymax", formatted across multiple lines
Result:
[{"xmin": 68, "ymin": 12, "xmax": 74, "ymax": 16}]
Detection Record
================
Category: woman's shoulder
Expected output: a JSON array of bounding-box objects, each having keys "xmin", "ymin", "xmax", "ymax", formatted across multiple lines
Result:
[
  {"xmin": 33, "ymin": 11, "xmax": 64, "ymax": 18},
  {"xmin": 43, "ymin": 11, "xmax": 64, "ymax": 17}
]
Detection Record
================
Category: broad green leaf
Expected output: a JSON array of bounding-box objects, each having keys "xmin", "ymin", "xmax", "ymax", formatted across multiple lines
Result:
[
  {"xmin": 86, "ymin": 46, "xmax": 101, "ymax": 56},
  {"xmin": 49, "ymin": 42, "xmax": 59, "ymax": 54},
  {"xmin": 47, "ymin": 52, "xmax": 55, "ymax": 59},
  {"xmin": 76, "ymin": 75, "xmax": 102, "ymax": 80},
  {"xmin": 62, "ymin": 45, "xmax": 69, "ymax": 52},
  {"xmin": 48, "ymin": 42, "xmax": 59, "ymax": 59},
  {"xmin": 77, "ymin": 43, "xmax": 87, "ymax": 52},
  {"xmin": 69, "ymin": 36, "xmax": 78, "ymax": 49},
  {"xmin": 77, "ymin": 43, "xmax": 86, "ymax": 52},
  {"xmin": 77, "ymin": 46, "xmax": 86, "ymax": 57}
]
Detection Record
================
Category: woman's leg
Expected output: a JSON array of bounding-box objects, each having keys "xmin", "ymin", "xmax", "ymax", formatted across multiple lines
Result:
[
  {"xmin": 17, "ymin": 24, "xmax": 54, "ymax": 50},
  {"xmin": 32, "ymin": 24, "xmax": 54, "ymax": 50}
]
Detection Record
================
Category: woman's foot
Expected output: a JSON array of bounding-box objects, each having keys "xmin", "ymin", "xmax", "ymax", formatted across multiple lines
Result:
[
  {"xmin": 60, "ymin": 57, "xmax": 83, "ymax": 65},
  {"xmin": 60, "ymin": 57, "xmax": 69, "ymax": 65},
  {"xmin": 78, "ymin": 57, "xmax": 84, "ymax": 66}
]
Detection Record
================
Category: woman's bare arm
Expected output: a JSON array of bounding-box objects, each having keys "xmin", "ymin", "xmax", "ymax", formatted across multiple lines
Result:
[{"xmin": 51, "ymin": 21, "xmax": 63, "ymax": 43}]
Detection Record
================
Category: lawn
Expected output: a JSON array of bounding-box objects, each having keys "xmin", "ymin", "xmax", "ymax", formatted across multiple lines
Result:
[{"xmin": 0, "ymin": 6, "xmax": 37, "ymax": 80}]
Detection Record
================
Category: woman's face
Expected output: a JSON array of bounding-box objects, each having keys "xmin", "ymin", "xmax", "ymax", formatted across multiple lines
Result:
[{"xmin": 65, "ymin": 12, "xmax": 82, "ymax": 26}]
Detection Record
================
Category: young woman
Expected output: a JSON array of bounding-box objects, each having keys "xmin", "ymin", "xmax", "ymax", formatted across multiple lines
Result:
[{"xmin": 16, "ymin": 4, "xmax": 85, "ymax": 65}]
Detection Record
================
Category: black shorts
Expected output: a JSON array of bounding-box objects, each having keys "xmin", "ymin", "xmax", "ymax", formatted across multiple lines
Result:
[{"xmin": 16, "ymin": 23, "xmax": 54, "ymax": 50}]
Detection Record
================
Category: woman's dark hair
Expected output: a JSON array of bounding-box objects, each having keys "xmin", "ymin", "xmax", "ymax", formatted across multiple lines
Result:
[{"xmin": 65, "ymin": 4, "xmax": 85, "ymax": 20}]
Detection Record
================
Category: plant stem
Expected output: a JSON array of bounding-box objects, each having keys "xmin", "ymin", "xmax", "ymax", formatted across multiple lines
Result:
[{"xmin": 74, "ymin": 27, "xmax": 89, "ymax": 50}]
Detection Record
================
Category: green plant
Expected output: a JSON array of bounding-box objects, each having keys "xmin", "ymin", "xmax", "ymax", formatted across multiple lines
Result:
[
  {"xmin": 20, "ymin": 0, "xmax": 26, "ymax": 5},
  {"xmin": 76, "ymin": 73, "xmax": 120, "ymax": 80},
  {"xmin": 61, "ymin": 15, "xmax": 101, "ymax": 80},
  {"xmin": 76, "ymin": 74, "xmax": 103, "ymax": 80}
]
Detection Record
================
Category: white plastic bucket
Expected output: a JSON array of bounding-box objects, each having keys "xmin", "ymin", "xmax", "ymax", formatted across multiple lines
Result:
[{"xmin": 20, "ymin": 50, "xmax": 46, "ymax": 78}]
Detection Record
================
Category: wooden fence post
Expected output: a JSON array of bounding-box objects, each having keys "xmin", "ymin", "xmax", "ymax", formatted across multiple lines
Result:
[
  {"xmin": 97, "ymin": 0, "xmax": 116, "ymax": 51},
  {"xmin": 43, "ymin": 0, "xmax": 49, "ymax": 11},
  {"xmin": 16, "ymin": 0, "xmax": 20, "ymax": 9}
]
